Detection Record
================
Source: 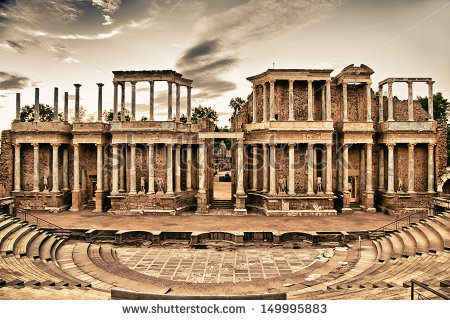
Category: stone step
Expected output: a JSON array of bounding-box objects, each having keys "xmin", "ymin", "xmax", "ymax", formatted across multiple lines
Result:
[
  {"xmin": 0, "ymin": 225, "xmax": 33, "ymax": 256},
  {"xmin": 417, "ymin": 222, "xmax": 444, "ymax": 252},
  {"xmin": 403, "ymin": 227, "xmax": 429, "ymax": 255}
]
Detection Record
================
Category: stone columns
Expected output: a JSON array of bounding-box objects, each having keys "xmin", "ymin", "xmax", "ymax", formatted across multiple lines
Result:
[
  {"xmin": 13, "ymin": 144, "xmax": 21, "ymax": 192},
  {"xmin": 64, "ymin": 92, "xmax": 69, "ymax": 122},
  {"xmin": 342, "ymin": 144, "xmax": 349, "ymax": 193},
  {"xmin": 166, "ymin": 143, "xmax": 174, "ymax": 194},
  {"xmin": 120, "ymin": 82, "xmax": 125, "ymax": 121},
  {"xmin": 95, "ymin": 143, "xmax": 103, "ymax": 212},
  {"xmin": 74, "ymin": 84, "xmax": 81, "ymax": 122},
  {"xmin": 428, "ymin": 143, "xmax": 435, "ymax": 192},
  {"xmin": 237, "ymin": 139, "xmax": 245, "ymax": 195},
  {"xmin": 251, "ymin": 144, "xmax": 258, "ymax": 191},
  {"xmin": 407, "ymin": 81, "xmax": 413, "ymax": 121},
  {"xmin": 269, "ymin": 143, "xmax": 276, "ymax": 195},
  {"xmin": 53, "ymin": 87, "xmax": 58, "ymax": 122},
  {"xmin": 262, "ymin": 83, "xmax": 267, "ymax": 122},
  {"xmin": 366, "ymin": 144, "xmax": 373, "ymax": 192},
  {"xmin": 307, "ymin": 80, "xmax": 313, "ymax": 121},
  {"xmin": 307, "ymin": 143, "xmax": 314, "ymax": 195},
  {"xmin": 187, "ymin": 86, "xmax": 192, "ymax": 123},
  {"xmin": 149, "ymin": 81, "xmax": 154, "ymax": 121},
  {"xmin": 129, "ymin": 143, "xmax": 136, "ymax": 194},
  {"xmin": 131, "ymin": 81, "xmax": 136, "ymax": 121},
  {"xmin": 198, "ymin": 140, "xmax": 205, "ymax": 193},
  {"xmin": 379, "ymin": 147, "xmax": 384, "ymax": 190},
  {"xmin": 326, "ymin": 143, "xmax": 333, "ymax": 194},
  {"xmin": 167, "ymin": 81, "xmax": 173, "ymax": 121},
  {"xmin": 378, "ymin": 85, "xmax": 383, "ymax": 122},
  {"xmin": 321, "ymin": 86, "xmax": 326, "ymax": 120},
  {"xmin": 408, "ymin": 143, "xmax": 415, "ymax": 193},
  {"xmin": 262, "ymin": 144, "xmax": 268, "ymax": 192},
  {"xmin": 97, "ymin": 83, "xmax": 104, "ymax": 122},
  {"xmin": 34, "ymin": 88, "xmax": 39, "ymax": 122},
  {"xmin": 186, "ymin": 144, "xmax": 192, "ymax": 191},
  {"xmin": 113, "ymin": 81, "xmax": 118, "ymax": 121},
  {"xmin": 428, "ymin": 81, "xmax": 434, "ymax": 120},
  {"xmin": 70, "ymin": 143, "xmax": 81, "ymax": 211},
  {"xmin": 387, "ymin": 143, "xmax": 395, "ymax": 193},
  {"xmin": 288, "ymin": 80, "xmax": 294, "ymax": 121},
  {"xmin": 288, "ymin": 143, "xmax": 295, "ymax": 195},
  {"xmin": 269, "ymin": 80, "xmax": 275, "ymax": 121},
  {"xmin": 62, "ymin": 147, "xmax": 69, "ymax": 191},
  {"xmin": 175, "ymin": 144, "xmax": 181, "ymax": 192},
  {"xmin": 326, "ymin": 80, "xmax": 332, "ymax": 121},
  {"xmin": 111, "ymin": 144, "xmax": 119, "ymax": 194},
  {"xmin": 252, "ymin": 85, "xmax": 257, "ymax": 123},
  {"xmin": 15, "ymin": 93, "xmax": 20, "ymax": 121},
  {"xmin": 147, "ymin": 143, "xmax": 155, "ymax": 194},
  {"xmin": 342, "ymin": 81, "xmax": 348, "ymax": 122},
  {"xmin": 103, "ymin": 146, "xmax": 109, "ymax": 192},
  {"xmin": 51, "ymin": 143, "xmax": 60, "ymax": 192},
  {"xmin": 32, "ymin": 143, "xmax": 40, "ymax": 192},
  {"xmin": 119, "ymin": 145, "xmax": 125, "ymax": 192},
  {"xmin": 366, "ymin": 81, "xmax": 372, "ymax": 121},
  {"xmin": 387, "ymin": 81, "xmax": 393, "ymax": 121},
  {"xmin": 176, "ymin": 83, "xmax": 181, "ymax": 122}
]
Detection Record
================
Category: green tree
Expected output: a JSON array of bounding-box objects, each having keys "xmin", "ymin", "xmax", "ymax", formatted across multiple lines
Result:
[
  {"xmin": 103, "ymin": 109, "xmax": 130, "ymax": 122},
  {"xmin": 20, "ymin": 104, "xmax": 63, "ymax": 122},
  {"xmin": 228, "ymin": 97, "xmax": 246, "ymax": 124},
  {"xmin": 417, "ymin": 92, "xmax": 449, "ymax": 121},
  {"xmin": 191, "ymin": 105, "xmax": 218, "ymax": 123}
]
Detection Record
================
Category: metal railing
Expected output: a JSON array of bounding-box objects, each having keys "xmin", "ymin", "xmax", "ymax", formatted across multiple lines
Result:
[
  {"xmin": 411, "ymin": 280, "xmax": 450, "ymax": 300},
  {"xmin": 13, "ymin": 208, "xmax": 70, "ymax": 236},
  {"xmin": 369, "ymin": 210, "xmax": 430, "ymax": 238}
]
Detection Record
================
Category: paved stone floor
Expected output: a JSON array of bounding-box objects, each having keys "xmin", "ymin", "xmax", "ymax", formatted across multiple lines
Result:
[{"xmin": 116, "ymin": 247, "xmax": 335, "ymax": 283}]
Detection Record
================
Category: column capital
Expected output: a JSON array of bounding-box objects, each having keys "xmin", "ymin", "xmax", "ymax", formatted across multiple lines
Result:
[
  {"xmin": 167, "ymin": 80, "xmax": 173, "ymax": 86},
  {"xmin": 326, "ymin": 79, "xmax": 331, "ymax": 84},
  {"xmin": 407, "ymin": 80, "xmax": 413, "ymax": 86},
  {"xmin": 95, "ymin": 143, "xmax": 103, "ymax": 148},
  {"xmin": 288, "ymin": 79, "xmax": 294, "ymax": 85},
  {"xmin": 427, "ymin": 80, "xmax": 435, "ymax": 85},
  {"xmin": 269, "ymin": 79, "xmax": 275, "ymax": 84},
  {"xmin": 307, "ymin": 79, "xmax": 313, "ymax": 84},
  {"xmin": 186, "ymin": 143, "xmax": 192, "ymax": 148},
  {"xmin": 408, "ymin": 143, "xmax": 416, "ymax": 149},
  {"xmin": 51, "ymin": 143, "xmax": 60, "ymax": 148},
  {"xmin": 113, "ymin": 80, "xmax": 118, "ymax": 86},
  {"xmin": 167, "ymin": 142, "xmax": 174, "ymax": 148},
  {"xmin": 149, "ymin": 80, "xmax": 154, "ymax": 86},
  {"xmin": 111, "ymin": 143, "xmax": 119, "ymax": 149},
  {"xmin": 130, "ymin": 81, "xmax": 137, "ymax": 86},
  {"xmin": 13, "ymin": 142, "xmax": 21, "ymax": 148},
  {"xmin": 175, "ymin": 144, "xmax": 181, "ymax": 150},
  {"xmin": 365, "ymin": 143, "xmax": 373, "ymax": 149},
  {"xmin": 129, "ymin": 143, "xmax": 136, "ymax": 149},
  {"xmin": 118, "ymin": 81, "xmax": 125, "ymax": 86},
  {"xmin": 97, "ymin": 83, "xmax": 104, "ymax": 87},
  {"xmin": 32, "ymin": 142, "xmax": 39, "ymax": 148},
  {"xmin": 74, "ymin": 83, "xmax": 81, "ymax": 88},
  {"xmin": 307, "ymin": 143, "xmax": 314, "ymax": 149},
  {"xmin": 251, "ymin": 143, "xmax": 258, "ymax": 148},
  {"xmin": 326, "ymin": 143, "xmax": 333, "ymax": 149},
  {"xmin": 386, "ymin": 143, "xmax": 396, "ymax": 149},
  {"xmin": 428, "ymin": 143, "xmax": 436, "ymax": 149},
  {"xmin": 269, "ymin": 143, "xmax": 276, "ymax": 148},
  {"xmin": 147, "ymin": 142, "xmax": 154, "ymax": 147},
  {"xmin": 288, "ymin": 142, "xmax": 296, "ymax": 147}
]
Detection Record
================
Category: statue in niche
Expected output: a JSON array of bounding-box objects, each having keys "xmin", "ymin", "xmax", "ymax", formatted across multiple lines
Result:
[
  {"xmin": 278, "ymin": 174, "xmax": 287, "ymax": 195},
  {"xmin": 316, "ymin": 177, "xmax": 323, "ymax": 194},
  {"xmin": 218, "ymin": 140, "xmax": 227, "ymax": 158},
  {"xmin": 43, "ymin": 172, "xmax": 49, "ymax": 192},
  {"xmin": 398, "ymin": 178, "xmax": 404, "ymax": 193},
  {"xmin": 156, "ymin": 178, "xmax": 164, "ymax": 194},
  {"xmin": 140, "ymin": 177, "xmax": 145, "ymax": 193}
]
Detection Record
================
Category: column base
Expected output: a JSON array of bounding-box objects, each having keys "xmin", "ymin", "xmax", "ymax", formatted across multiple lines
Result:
[
  {"xmin": 129, "ymin": 191, "xmax": 137, "ymax": 195},
  {"xmin": 94, "ymin": 191, "xmax": 104, "ymax": 212},
  {"xmin": 70, "ymin": 190, "xmax": 81, "ymax": 212},
  {"xmin": 147, "ymin": 191, "xmax": 155, "ymax": 195},
  {"xmin": 195, "ymin": 191, "xmax": 208, "ymax": 214}
]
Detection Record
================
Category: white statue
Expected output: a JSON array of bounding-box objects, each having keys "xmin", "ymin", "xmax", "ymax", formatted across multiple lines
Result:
[{"xmin": 316, "ymin": 177, "xmax": 323, "ymax": 194}]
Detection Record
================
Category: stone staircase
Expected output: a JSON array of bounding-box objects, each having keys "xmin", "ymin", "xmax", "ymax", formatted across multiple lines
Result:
[{"xmin": 209, "ymin": 199, "xmax": 234, "ymax": 209}]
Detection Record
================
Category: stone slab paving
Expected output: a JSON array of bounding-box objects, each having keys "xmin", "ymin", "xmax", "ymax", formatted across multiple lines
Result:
[{"xmin": 116, "ymin": 247, "xmax": 329, "ymax": 283}]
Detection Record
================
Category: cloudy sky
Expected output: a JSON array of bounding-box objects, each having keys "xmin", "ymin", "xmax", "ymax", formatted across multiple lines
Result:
[{"xmin": 0, "ymin": 0, "xmax": 449, "ymax": 131}]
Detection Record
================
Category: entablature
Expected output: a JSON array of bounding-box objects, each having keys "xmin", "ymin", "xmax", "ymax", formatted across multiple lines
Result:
[
  {"xmin": 244, "ymin": 121, "xmax": 334, "ymax": 132},
  {"xmin": 378, "ymin": 121, "xmax": 436, "ymax": 133},
  {"xmin": 246, "ymin": 69, "xmax": 332, "ymax": 86}
]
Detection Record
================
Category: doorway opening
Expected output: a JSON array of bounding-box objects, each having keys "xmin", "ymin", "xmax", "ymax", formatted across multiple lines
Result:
[{"xmin": 349, "ymin": 176, "xmax": 359, "ymax": 203}]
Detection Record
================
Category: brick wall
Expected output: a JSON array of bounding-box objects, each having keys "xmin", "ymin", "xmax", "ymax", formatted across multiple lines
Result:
[{"xmin": 0, "ymin": 130, "xmax": 13, "ymax": 197}]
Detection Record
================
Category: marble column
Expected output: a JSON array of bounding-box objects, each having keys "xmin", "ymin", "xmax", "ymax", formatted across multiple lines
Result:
[
  {"xmin": 407, "ymin": 81, "xmax": 413, "ymax": 121},
  {"xmin": 387, "ymin": 143, "xmax": 395, "ymax": 193},
  {"xmin": 387, "ymin": 81, "xmax": 393, "ymax": 121},
  {"xmin": 342, "ymin": 144, "xmax": 349, "ymax": 193},
  {"xmin": 73, "ymin": 144, "xmax": 80, "ymax": 192},
  {"xmin": 321, "ymin": 86, "xmax": 326, "ymax": 120},
  {"xmin": 326, "ymin": 80, "xmax": 332, "ymax": 121},
  {"xmin": 408, "ymin": 143, "xmax": 415, "ymax": 193},
  {"xmin": 32, "ymin": 143, "xmax": 40, "ymax": 192},
  {"xmin": 175, "ymin": 144, "xmax": 181, "ymax": 192},
  {"xmin": 119, "ymin": 145, "xmax": 125, "ymax": 192},
  {"xmin": 307, "ymin": 80, "xmax": 313, "ymax": 121},
  {"xmin": 97, "ymin": 83, "xmax": 104, "ymax": 122},
  {"xmin": 366, "ymin": 81, "xmax": 372, "ymax": 121},
  {"xmin": 269, "ymin": 80, "xmax": 275, "ymax": 121},
  {"xmin": 326, "ymin": 143, "xmax": 333, "ymax": 194},
  {"xmin": 378, "ymin": 85, "xmax": 383, "ymax": 122},
  {"xmin": 187, "ymin": 86, "xmax": 192, "ymax": 123},
  {"xmin": 113, "ymin": 81, "xmax": 118, "ymax": 121},
  {"xmin": 198, "ymin": 140, "xmax": 205, "ymax": 193},
  {"xmin": 289, "ymin": 80, "xmax": 294, "ymax": 121},
  {"xmin": 269, "ymin": 143, "xmax": 276, "ymax": 195},
  {"xmin": 366, "ymin": 144, "xmax": 373, "ymax": 192},
  {"xmin": 176, "ymin": 83, "xmax": 181, "ymax": 122},
  {"xmin": 34, "ymin": 88, "xmax": 39, "ymax": 122},
  {"xmin": 74, "ymin": 84, "xmax": 81, "ymax": 122},
  {"xmin": 288, "ymin": 143, "xmax": 295, "ymax": 195},
  {"xmin": 120, "ymin": 82, "xmax": 125, "ymax": 121},
  {"xmin": 307, "ymin": 143, "xmax": 314, "ymax": 194},
  {"xmin": 186, "ymin": 144, "xmax": 192, "ymax": 191},
  {"xmin": 167, "ymin": 81, "xmax": 173, "ymax": 121},
  {"xmin": 262, "ymin": 144, "xmax": 268, "ymax": 193},
  {"xmin": 95, "ymin": 143, "xmax": 103, "ymax": 212},
  {"xmin": 53, "ymin": 87, "xmax": 58, "ymax": 122},
  {"xmin": 149, "ymin": 81, "xmax": 154, "ymax": 121},
  {"xmin": 131, "ymin": 81, "xmax": 136, "ymax": 121},
  {"xmin": 342, "ymin": 81, "xmax": 348, "ymax": 122},
  {"xmin": 51, "ymin": 143, "xmax": 60, "ymax": 192},
  {"xmin": 15, "ymin": 93, "xmax": 20, "ymax": 121},
  {"xmin": 262, "ymin": 83, "xmax": 267, "ymax": 122},
  {"xmin": 111, "ymin": 144, "xmax": 119, "ymax": 194},
  {"xmin": 129, "ymin": 143, "xmax": 136, "ymax": 194},
  {"xmin": 379, "ymin": 147, "xmax": 384, "ymax": 190},
  {"xmin": 13, "ymin": 144, "xmax": 21, "ymax": 192},
  {"xmin": 251, "ymin": 144, "xmax": 258, "ymax": 191},
  {"xmin": 428, "ymin": 81, "xmax": 434, "ymax": 120},
  {"xmin": 428, "ymin": 143, "xmax": 435, "ymax": 192},
  {"xmin": 103, "ymin": 145, "xmax": 109, "ymax": 192},
  {"xmin": 166, "ymin": 143, "xmax": 174, "ymax": 194},
  {"xmin": 64, "ymin": 92, "xmax": 69, "ymax": 122},
  {"xmin": 237, "ymin": 139, "xmax": 245, "ymax": 195},
  {"xmin": 252, "ymin": 85, "xmax": 257, "ymax": 123},
  {"xmin": 147, "ymin": 143, "xmax": 155, "ymax": 194}
]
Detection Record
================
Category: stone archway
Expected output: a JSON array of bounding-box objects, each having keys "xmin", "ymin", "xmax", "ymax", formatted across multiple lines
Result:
[{"xmin": 437, "ymin": 170, "xmax": 450, "ymax": 194}]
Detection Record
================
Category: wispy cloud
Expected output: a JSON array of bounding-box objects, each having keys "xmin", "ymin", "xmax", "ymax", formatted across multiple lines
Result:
[
  {"xmin": 0, "ymin": 71, "xmax": 32, "ymax": 90},
  {"xmin": 92, "ymin": 0, "xmax": 122, "ymax": 25}
]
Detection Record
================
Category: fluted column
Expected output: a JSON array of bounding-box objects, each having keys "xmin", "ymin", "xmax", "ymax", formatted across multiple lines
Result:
[
  {"xmin": 120, "ymin": 82, "xmax": 125, "ymax": 121},
  {"xmin": 187, "ymin": 86, "xmax": 192, "ymax": 123},
  {"xmin": 428, "ymin": 81, "xmax": 434, "ymax": 120},
  {"xmin": 379, "ymin": 147, "xmax": 384, "ymax": 190},
  {"xmin": 73, "ymin": 144, "xmax": 80, "ymax": 192},
  {"xmin": 96, "ymin": 144, "xmax": 103, "ymax": 192},
  {"xmin": 186, "ymin": 144, "xmax": 192, "ymax": 191},
  {"xmin": 342, "ymin": 144, "xmax": 349, "ymax": 193},
  {"xmin": 147, "ymin": 143, "xmax": 155, "ymax": 194},
  {"xmin": 326, "ymin": 80, "xmax": 332, "ymax": 121},
  {"xmin": 342, "ymin": 81, "xmax": 348, "ymax": 122},
  {"xmin": 366, "ymin": 144, "xmax": 373, "ymax": 192},
  {"xmin": 34, "ymin": 88, "xmax": 40, "ymax": 122},
  {"xmin": 167, "ymin": 81, "xmax": 173, "ymax": 121},
  {"xmin": 378, "ymin": 85, "xmax": 383, "ymax": 122},
  {"xmin": 103, "ymin": 145, "xmax": 109, "ymax": 191},
  {"xmin": 387, "ymin": 81, "xmax": 393, "ymax": 121},
  {"xmin": 113, "ymin": 81, "xmax": 118, "ymax": 121},
  {"xmin": 149, "ymin": 81, "xmax": 154, "ymax": 121},
  {"xmin": 97, "ymin": 83, "xmax": 104, "ymax": 122},
  {"xmin": 307, "ymin": 80, "xmax": 313, "ymax": 121},
  {"xmin": 251, "ymin": 144, "xmax": 258, "ymax": 191},
  {"xmin": 119, "ymin": 145, "xmax": 125, "ymax": 192},
  {"xmin": 262, "ymin": 83, "xmax": 267, "ymax": 122},
  {"xmin": 288, "ymin": 143, "xmax": 295, "ymax": 195},
  {"xmin": 131, "ymin": 81, "xmax": 136, "ymax": 120},
  {"xmin": 408, "ymin": 143, "xmax": 415, "ymax": 193},
  {"xmin": 176, "ymin": 83, "xmax": 181, "ymax": 122},
  {"xmin": 198, "ymin": 140, "xmax": 205, "ymax": 193},
  {"xmin": 289, "ymin": 80, "xmax": 294, "ymax": 121},
  {"xmin": 32, "ymin": 143, "xmax": 40, "ymax": 192},
  {"xmin": 129, "ymin": 143, "xmax": 136, "ymax": 194},
  {"xmin": 175, "ymin": 144, "xmax": 181, "ymax": 192},
  {"xmin": 15, "ymin": 93, "xmax": 20, "ymax": 121},
  {"xmin": 53, "ymin": 87, "xmax": 58, "ymax": 122},
  {"xmin": 428, "ymin": 143, "xmax": 435, "ymax": 192},
  {"xmin": 269, "ymin": 80, "xmax": 275, "ymax": 121},
  {"xmin": 51, "ymin": 143, "xmax": 60, "ymax": 192},
  {"xmin": 407, "ymin": 81, "xmax": 413, "ymax": 121},
  {"xmin": 262, "ymin": 144, "xmax": 268, "ymax": 192},
  {"xmin": 64, "ymin": 92, "xmax": 69, "ymax": 122},
  {"xmin": 13, "ymin": 144, "xmax": 21, "ymax": 192},
  {"xmin": 166, "ymin": 143, "xmax": 174, "ymax": 194},
  {"xmin": 237, "ymin": 139, "xmax": 245, "ymax": 195},
  {"xmin": 269, "ymin": 143, "xmax": 276, "ymax": 195},
  {"xmin": 307, "ymin": 143, "xmax": 314, "ymax": 194},
  {"xmin": 74, "ymin": 84, "xmax": 81, "ymax": 122},
  {"xmin": 321, "ymin": 86, "xmax": 325, "ymax": 120},
  {"xmin": 387, "ymin": 143, "xmax": 395, "ymax": 193},
  {"xmin": 326, "ymin": 143, "xmax": 333, "ymax": 194},
  {"xmin": 252, "ymin": 85, "xmax": 257, "ymax": 123},
  {"xmin": 366, "ymin": 81, "xmax": 372, "ymax": 121},
  {"xmin": 112, "ymin": 144, "xmax": 119, "ymax": 194}
]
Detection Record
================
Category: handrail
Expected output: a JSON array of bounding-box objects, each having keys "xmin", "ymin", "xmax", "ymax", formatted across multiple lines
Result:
[
  {"xmin": 411, "ymin": 280, "xmax": 450, "ymax": 300},
  {"xmin": 13, "ymin": 207, "xmax": 70, "ymax": 236},
  {"xmin": 370, "ymin": 210, "xmax": 430, "ymax": 237}
]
